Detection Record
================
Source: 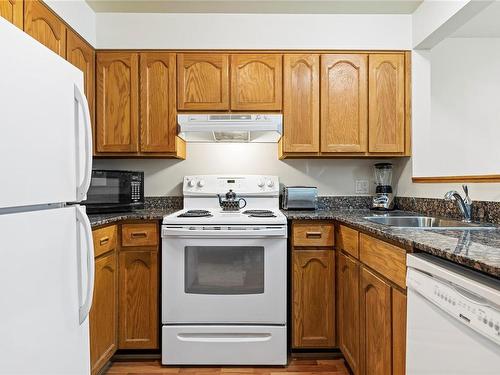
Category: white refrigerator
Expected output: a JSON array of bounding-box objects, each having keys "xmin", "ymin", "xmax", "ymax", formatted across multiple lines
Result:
[{"xmin": 0, "ymin": 18, "xmax": 94, "ymax": 375}]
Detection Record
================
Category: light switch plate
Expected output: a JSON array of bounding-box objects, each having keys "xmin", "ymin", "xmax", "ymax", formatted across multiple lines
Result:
[{"xmin": 355, "ymin": 180, "xmax": 369, "ymax": 194}]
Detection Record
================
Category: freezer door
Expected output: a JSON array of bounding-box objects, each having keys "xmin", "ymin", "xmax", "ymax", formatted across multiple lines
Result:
[
  {"xmin": 0, "ymin": 18, "xmax": 92, "ymax": 208},
  {"xmin": 0, "ymin": 205, "xmax": 94, "ymax": 375}
]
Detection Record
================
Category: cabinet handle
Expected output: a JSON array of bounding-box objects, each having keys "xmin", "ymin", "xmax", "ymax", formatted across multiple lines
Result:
[
  {"xmin": 306, "ymin": 231, "xmax": 322, "ymax": 238},
  {"xmin": 131, "ymin": 231, "xmax": 147, "ymax": 238},
  {"xmin": 99, "ymin": 236, "xmax": 109, "ymax": 245}
]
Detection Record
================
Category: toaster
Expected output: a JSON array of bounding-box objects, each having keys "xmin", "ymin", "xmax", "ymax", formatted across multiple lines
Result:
[{"xmin": 282, "ymin": 186, "xmax": 318, "ymax": 210}]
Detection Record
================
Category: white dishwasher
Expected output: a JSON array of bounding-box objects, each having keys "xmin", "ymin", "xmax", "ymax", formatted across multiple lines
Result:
[{"xmin": 406, "ymin": 253, "xmax": 500, "ymax": 375}]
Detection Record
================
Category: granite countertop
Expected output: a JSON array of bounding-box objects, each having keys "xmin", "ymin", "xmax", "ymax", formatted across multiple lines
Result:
[
  {"xmin": 88, "ymin": 208, "xmax": 179, "ymax": 227},
  {"xmin": 283, "ymin": 209, "xmax": 500, "ymax": 278}
]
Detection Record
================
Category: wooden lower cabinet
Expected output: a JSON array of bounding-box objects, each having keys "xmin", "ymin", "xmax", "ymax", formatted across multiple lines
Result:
[
  {"xmin": 292, "ymin": 249, "xmax": 335, "ymax": 348},
  {"xmin": 338, "ymin": 252, "xmax": 360, "ymax": 374},
  {"xmin": 118, "ymin": 249, "xmax": 159, "ymax": 349},
  {"xmin": 90, "ymin": 250, "xmax": 117, "ymax": 375}
]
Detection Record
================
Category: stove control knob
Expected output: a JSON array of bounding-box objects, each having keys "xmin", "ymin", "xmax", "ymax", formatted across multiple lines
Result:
[
  {"xmin": 258, "ymin": 180, "xmax": 265, "ymax": 188},
  {"xmin": 187, "ymin": 179, "xmax": 195, "ymax": 187},
  {"xmin": 267, "ymin": 180, "xmax": 274, "ymax": 188},
  {"xmin": 198, "ymin": 180, "xmax": 205, "ymax": 188}
]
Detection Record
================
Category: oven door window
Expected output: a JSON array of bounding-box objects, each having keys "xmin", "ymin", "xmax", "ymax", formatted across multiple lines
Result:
[{"xmin": 185, "ymin": 246, "xmax": 264, "ymax": 295}]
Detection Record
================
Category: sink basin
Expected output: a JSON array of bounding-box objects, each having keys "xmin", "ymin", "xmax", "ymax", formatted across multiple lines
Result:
[{"xmin": 363, "ymin": 216, "xmax": 496, "ymax": 230}]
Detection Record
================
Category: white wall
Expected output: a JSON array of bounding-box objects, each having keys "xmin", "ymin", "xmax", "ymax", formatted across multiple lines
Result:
[
  {"xmin": 93, "ymin": 144, "xmax": 383, "ymax": 196},
  {"xmin": 95, "ymin": 13, "xmax": 411, "ymax": 49},
  {"xmin": 44, "ymin": 0, "xmax": 97, "ymax": 46}
]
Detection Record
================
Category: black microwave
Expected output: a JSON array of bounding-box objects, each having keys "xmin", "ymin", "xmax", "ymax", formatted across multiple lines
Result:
[{"xmin": 83, "ymin": 170, "xmax": 144, "ymax": 214}]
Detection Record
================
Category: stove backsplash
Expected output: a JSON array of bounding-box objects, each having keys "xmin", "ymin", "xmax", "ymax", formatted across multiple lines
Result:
[{"xmin": 145, "ymin": 196, "xmax": 183, "ymax": 210}]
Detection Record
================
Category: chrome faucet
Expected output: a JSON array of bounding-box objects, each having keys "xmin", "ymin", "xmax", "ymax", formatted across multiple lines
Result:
[{"xmin": 444, "ymin": 185, "xmax": 472, "ymax": 222}]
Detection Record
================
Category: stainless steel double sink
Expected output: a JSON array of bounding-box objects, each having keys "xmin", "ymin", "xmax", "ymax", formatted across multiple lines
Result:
[{"xmin": 363, "ymin": 215, "xmax": 496, "ymax": 230}]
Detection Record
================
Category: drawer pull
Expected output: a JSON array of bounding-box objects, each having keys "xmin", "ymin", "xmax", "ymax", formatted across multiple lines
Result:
[
  {"xmin": 131, "ymin": 231, "xmax": 148, "ymax": 238},
  {"xmin": 306, "ymin": 231, "xmax": 322, "ymax": 238},
  {"xmin": 99, "ymin": 236, "xmax": 109, "ymax": 245}
]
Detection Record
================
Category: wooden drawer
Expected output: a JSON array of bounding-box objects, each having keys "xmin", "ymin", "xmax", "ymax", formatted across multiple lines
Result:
[
  {"xmin": 359, "ymin": 233, "xmax": 406, "ymax": 288},
  {"xmin": 92, "ymin": 225, "xmax": 117, "ymax": 258},
  {"xmin": 121, "ymin": 223, "xmax": 158, "ymax": 247},
  {"xmin": 337, "ymin": 225, "xmax": 359, "ymax": 258},
  {"xmin": 293, "ymin": 222, "xmax": 334, "ymax": 247}
]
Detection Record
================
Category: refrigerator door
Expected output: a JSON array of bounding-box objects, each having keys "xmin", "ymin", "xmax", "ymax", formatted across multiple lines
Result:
[
  {"xmin": 0, "ymin": 205, "xmax": 94, "ymax": 375},
  {"xmin": 0, "ymin": 18, "xmax": 92, "ymax": 209}
]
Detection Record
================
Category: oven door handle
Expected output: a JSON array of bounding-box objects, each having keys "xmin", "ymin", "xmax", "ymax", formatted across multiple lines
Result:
[{"xmin": 162, "ymin": 226, "xmax": 287, "ymax": 238}]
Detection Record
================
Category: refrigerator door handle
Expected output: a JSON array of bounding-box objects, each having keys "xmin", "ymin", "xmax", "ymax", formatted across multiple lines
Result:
[
  {"xmin": 76, "ymin": 205, "xmax": 95, "ymax": 324},
  {"xmin": 74, "ymin": 84, "xmax": 92, "ymax": 202}
]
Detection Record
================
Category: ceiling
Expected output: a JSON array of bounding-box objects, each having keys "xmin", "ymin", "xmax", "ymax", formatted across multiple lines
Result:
[
  {"xmin": 86, "ymin": 0, "xmax": 422, "ymax": 14},
  {"xmin": 451, "ymin": 1, "xmax": 500, "ymax": 38}
]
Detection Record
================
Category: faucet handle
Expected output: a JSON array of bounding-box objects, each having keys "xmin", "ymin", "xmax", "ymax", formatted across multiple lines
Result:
[{"xmin": 462, "ymin": 184, "xmax": 472, "ymax": 204}]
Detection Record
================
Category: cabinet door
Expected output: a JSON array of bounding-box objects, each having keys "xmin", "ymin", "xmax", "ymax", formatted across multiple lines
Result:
[
  {"xmin": 321, "ymin": 54, "xmax": 367, "ymax": 153},
  {"xmin": 24, "ymin": 0, "xmax": 66, "ymax": 57},
  {"xmin": 231, "ymin": 54, "xmax": 282, "ymax": 110},
  {"xmin": 338, "ymin": 253, "xmax": 360, "ymax": 374},
  {"xmin": 66, "ymin": 30, "xmax": 95, "ymax": 149},
  {"xmin": 392, "ymin": 289, "xmax": 407, "ymax": 375},
  {"xmin": 96, "ymin": 52, "xmax": 139, "ymax": 153},
  {"xmin": 283, "ymin": 54, "xmax": 319, "ymax": 153},
  {"xmin": 368, "ymin": 54, "xmax": 405, "ymax": 153},
  {"xmin": 140, "ymin": 52, "xmax": 177, "ymax": 152},
  {"xmin": 119, "ymin": 250, "xmax": 158, "ymax": 349},
  {"xmin": 0, "ymin": 0, "xmax": 23, "ymax": 29},
  {"xmin": 292, "ymin": 249, "xmax": 335, "ymax": 348},
  {"xmin": 177, "ymin": 53, "xmax": 229, "ymax": 110},
  {"xmin": 360, "ymin": 266, "xmax": 391, "ymax": 375},
  {"xmin": 90, "ymin": 251, "xmax": 117, "ymax": 375}
]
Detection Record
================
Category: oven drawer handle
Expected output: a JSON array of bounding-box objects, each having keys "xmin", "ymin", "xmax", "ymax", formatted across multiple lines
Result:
[
  {"xmin": 306, "ymin": 231, "xmax": 322, "ymax": 238},
  {"xmin": 131, "ymin": 231, "xmax": 148, "ymax": 238},
  {"xmin": 99, "ymin": 236, "xmax": 109, "ymax": 245},
  {"xmin": 162, "ymin": 227, "xmax": 286, "ymax": 237},
  {"xmin": 177, "ymin": 333, "xmax": 272, "ymax": 343}
]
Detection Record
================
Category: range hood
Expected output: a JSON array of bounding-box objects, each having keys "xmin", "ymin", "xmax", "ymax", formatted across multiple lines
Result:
[{"xmin": 177, "ymin": 114, "xmax": 282, "ymax": 143}]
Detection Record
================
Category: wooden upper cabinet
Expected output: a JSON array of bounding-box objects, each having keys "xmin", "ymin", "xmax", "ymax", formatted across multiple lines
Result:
[
  {"xmin": 0, "ymin": 0, "xmax": 23, "ymax": 28},
  {"xmin": 140, "ymin": 52, "xmax": 177, "ymax": 152},
  {"xmin": 66, "ymin": 30, "xmax": 95, "ymax": 143},
  {"xmin": 368, "ymin": 54, "xmax": 405, "ymax": 153},
  {"xmin": 321, "ymin": 54, "xmax": 367, "ymax": 153},
  {"xmin": 338, "ymin": 252, "xmax": 360, "ymax": 374},
  {"xmin": 283, "ymin": 54, "xmax": 320, "ymax": 153},
  {"xmin": 292, "ymin": 249, "xmax": 335, "ymax": 348},
  {"xmin": 360, "ymin": 266, "xmax": 392, "ymax": 375},
  {"xmin": 177, "ymin": 53, "xmax": 229, "ymax": 110},
  {"xmin": 96, "ymin": 52, "xmax": 139, "ymax": 153},
  {"xmin": 119, "ymin": 249, "xmax": 158, "ymax": 349},
  {"xmin": 24, "ymin": 0, "xmax": 66, "ymax": 57},
  {"xmin": 231, "ymin": 54, "xmax": 282, "ymax": 110},
  {"xmin": 90, "ymin": 250, "xmax": 117, "ymax": 375}
]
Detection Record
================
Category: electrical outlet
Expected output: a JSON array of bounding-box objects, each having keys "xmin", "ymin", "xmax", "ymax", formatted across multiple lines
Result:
[{"xmin": 355, "ymin": 180, "xmax": 369, "ymax": 194}]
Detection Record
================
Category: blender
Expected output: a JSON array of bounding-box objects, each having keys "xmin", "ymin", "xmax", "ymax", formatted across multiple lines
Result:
[{"xmin": 371, "ymin": 163, "xmax": 395, "ymax": 210}]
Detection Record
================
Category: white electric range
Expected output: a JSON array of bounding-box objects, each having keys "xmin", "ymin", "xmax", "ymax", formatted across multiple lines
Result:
[{"xmin": 161, "ymin": 175, "xmax": 288, "ymax": 365}]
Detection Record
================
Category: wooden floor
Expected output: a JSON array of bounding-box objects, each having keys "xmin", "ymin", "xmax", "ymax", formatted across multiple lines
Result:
[{"xmin": 105, "ymin": 358, "xmax": 351, "ymax": 375}]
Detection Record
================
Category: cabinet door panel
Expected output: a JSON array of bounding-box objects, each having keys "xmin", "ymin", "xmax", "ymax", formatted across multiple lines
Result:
[
  {"xmin": 231, "ymin": 54, "xmax": 282, "ymax": 110},
  {"xmin": 338, "ymin": 253, "xmax": 360, "ymax": 374},
  {"xmin": 392, "ymin": 289, "xmax": 407, "ymax": 375},
  {"xmin": 66, "ymin": 30, "xmax": 95, "ymax": 150},
  {"xmin": 0, "ymin": 0, "xmax": 23, "ymax": 28},
  {"xmin": 283, "ymin": 54, "xmax": 319, "ymax": 153},
  {"xmin": 140, "ymin": 52, "xmax": 176, "ymax": 152},
  {"xmin": 24, "ymin": 0, "xmax": 66, "ymax": 57},
  {"xmin": 90, "ymin": 251, "xmax": 117, "ymax": 375},
  {"xmin": 292, "ymin": 249, "xmax": 335, "ymax": 348},
  {"xmin": 96, "ymin": 52, "xmax": 139, "ymax": 153},
  {"xmin": 119, "ymin": 250, "xmax": 158, "ymax": 349},
  {"xmin": 321, "ymin": 54, "xmax": 367, "ymax": 153},
  {"xmin": 177, "ymin": 53, "xmax": 229, "ymax": 110},
  {"xmin": 360, "ymin": 266, "xmax": 391, "ymax": 375},
  {"xmin": 368, "ymin": 54, "xmax": 405, "ymax": 153}
]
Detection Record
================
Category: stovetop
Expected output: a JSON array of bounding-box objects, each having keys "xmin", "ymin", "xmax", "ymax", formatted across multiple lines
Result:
[{"xmin": 163, "ymin": 208, "xmax": 287, "ymax": 225}]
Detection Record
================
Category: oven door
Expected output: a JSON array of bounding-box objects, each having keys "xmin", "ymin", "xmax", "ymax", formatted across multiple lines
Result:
[{"xmin": 162, "ymin": 225, "xmax": 287, "ymax": 325}]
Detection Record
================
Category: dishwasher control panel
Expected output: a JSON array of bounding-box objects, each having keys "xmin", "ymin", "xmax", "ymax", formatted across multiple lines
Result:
[{"xmin": 408, "ymin": 268, "xmax": 500, "ymax": 345}]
